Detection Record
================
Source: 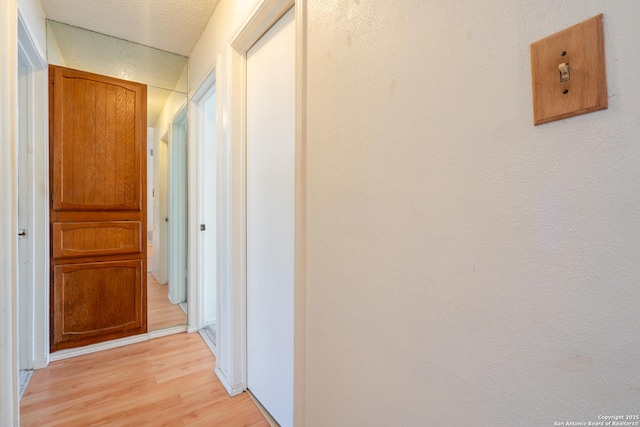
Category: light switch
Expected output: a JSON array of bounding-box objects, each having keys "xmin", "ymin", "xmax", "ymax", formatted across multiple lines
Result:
[{"xmin": 530, "ymin": 14, "xmax": 607, "ymax": 125}]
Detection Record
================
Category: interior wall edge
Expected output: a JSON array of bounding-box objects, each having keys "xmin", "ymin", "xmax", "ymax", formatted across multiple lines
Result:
[{"xmin": 0, "ymin": 0, "xmax": 19, "ymax": 425}]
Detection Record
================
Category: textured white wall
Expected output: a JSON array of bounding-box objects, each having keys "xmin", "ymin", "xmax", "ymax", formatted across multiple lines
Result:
[
  {"xmin": 147, "ymin": 130, "xmax": 154, "ymax": 239},
  {"xmin": 45, "ymin": 24, "xmax": 66, "ymax": 66},
  {"xmin": 17, "ymin": 0, "xmax": 45, "ymax": 55},
  {"xmin": 305, "ymin": 1, "xmax": 640, "ymax": 426},
  {"xmin": 189, "ymin": 0, "xmax": 257, "ymax": 390},
  {"xmin": 189, "ymin": 0, "xmax": 257, "ymax": 90}
]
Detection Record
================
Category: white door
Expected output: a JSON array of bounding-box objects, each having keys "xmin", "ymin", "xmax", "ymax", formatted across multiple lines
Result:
[
  {"xmin": 168, "ymin": 110, "xmax": 188, "ymax": 306},
  {"xmin": 246, "ymin": 6, "xmax": 295, "ymax": 427},
  {"xmin": 153, "ymin": 131, "xmax": 169, "ymax": 284},
  {"xmin": 17, "ymin": 48, "xmax": 34, "ymax": 371},
  {"xmin": 201, "ymin": 85, "xmax": 218, "ymax": 330}
]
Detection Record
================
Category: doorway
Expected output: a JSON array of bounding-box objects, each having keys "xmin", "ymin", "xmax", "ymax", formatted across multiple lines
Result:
[
  {"xmin": 16, "ymin": 12, "xmax": 49, "ymax": 397},
  {"xmin": 194, "ymin": 75, "xmax": 219, "ymax": 352},
  {"xmin": 148, "ymin": 116, "xmax": 188, "ymax": 332},
  {"xmin": 17, "ymin": 35, "xmax": 35, "ymax": 397}
]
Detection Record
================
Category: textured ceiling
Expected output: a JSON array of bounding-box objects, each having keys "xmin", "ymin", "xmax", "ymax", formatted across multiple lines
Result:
[
  {"xmin": 40, "ymin": 0, "xmax": 221, "ymax": 56},
  {"xmin": 48, "ymin": 21, "xmax": 188, "ymax": 126},
  {"xmin": 48, "ymin": 21, "xmax": 188, "ymax": 91}
]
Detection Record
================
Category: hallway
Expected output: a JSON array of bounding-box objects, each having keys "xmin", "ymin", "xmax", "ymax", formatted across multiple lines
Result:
[{"xmin": 20, "ymin": 333, "xmax": 268, "ymax": 426}]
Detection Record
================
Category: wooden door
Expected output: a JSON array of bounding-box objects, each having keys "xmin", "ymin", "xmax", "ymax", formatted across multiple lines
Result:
[{"xmin": 49, "ymin": 65, "xmax": 147, "ymax": 351}]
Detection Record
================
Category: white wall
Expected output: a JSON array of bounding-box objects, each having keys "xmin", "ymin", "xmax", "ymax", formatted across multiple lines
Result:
[
  {"xmin": 152, "ymin": 90, "xmax": 187, "ymax": 283},
  {"xmin": 189, "ymin": 0, "xmax": 256, "ymax": 90},
  {"xmin": 304, "ymin": 1, "xmax": 640, "ymax": 426},
  {"xmin": 147, "ymin": 132, "xmax": 154, "ymax": 241},
  {"xmin": 45, "ymin": 24, "xmax": 66, "ymax": 66},
  {"xmin": 16, "ymin": 0, "xmax": 45, "ymax": 56},
  {"xmin": 189, "ymin": 0, "xmax": 258, "ymax": 393}
]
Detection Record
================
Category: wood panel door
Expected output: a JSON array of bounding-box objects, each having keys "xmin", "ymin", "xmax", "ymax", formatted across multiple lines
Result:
[{"xmin": 49, "ymin": 65, "xmax": 147, "ymax": 351}]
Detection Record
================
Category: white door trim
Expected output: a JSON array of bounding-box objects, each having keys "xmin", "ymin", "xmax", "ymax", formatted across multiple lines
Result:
[
  {"xmin": 2, "ymin": 7, "xmax": 49, "ymax": 425},
  {"xmin": 228, "ymin": 1, "xmax": 306, "ymax": 423},
  {"xmin": 1, "ymin": 1, "xmax": 19, "ymax": 424},
  {"xmin": 292, "ymin": 4, "xmax": 307, "ymax": 425},
  {"xmin": 190, "ymin": 61, "xmax": 232, "ymax": 385},
  {"xmin": 188, "ymin": 59, "xmax": 221, "ymax": 335},
  {"xmin": 17, "ymin": 11, "xmax": 49, "ymax": 373}
]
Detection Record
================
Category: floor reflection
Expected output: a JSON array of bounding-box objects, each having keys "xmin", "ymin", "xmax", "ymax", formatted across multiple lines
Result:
[{"xmin": 147, "ymin": 244, "xmax": 187, "ymax": 331}]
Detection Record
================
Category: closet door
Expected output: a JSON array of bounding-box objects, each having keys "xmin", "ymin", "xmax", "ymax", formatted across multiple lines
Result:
[{"xmin": 246, "ymin": 7, "xmax": 296, "ymax": 427}]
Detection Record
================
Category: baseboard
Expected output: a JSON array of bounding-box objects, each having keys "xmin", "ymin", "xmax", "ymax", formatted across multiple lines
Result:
[
  {"xmin": 214, "ymin": 366, "xmax": 245, "ymax": 396},
  {"xmin": 50, "ymin": 327, "xmax": 187, "ymax": 362},
  {"xmin": 247, "ymin": 390, "xmax": 280, "ymax": 427},
  {"xmin": 148, "ymin": 325, "xmax": 187, "ymax": 339},
  {"xmin": 198, "ymin": 329, "xmax": 217, "ymax": 357},
  {"xmin": 19, "ymin": 370, "xmax": 34, "ymax": 400},
  {"xmin": 33, "ymin": 358, "xmax": 48, "ymax": 370}
]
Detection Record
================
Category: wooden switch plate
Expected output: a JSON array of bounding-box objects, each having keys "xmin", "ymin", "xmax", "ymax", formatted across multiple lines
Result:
[{"xmin": 530, "ymin": 14, "xmax": 607, "ymax": 125}]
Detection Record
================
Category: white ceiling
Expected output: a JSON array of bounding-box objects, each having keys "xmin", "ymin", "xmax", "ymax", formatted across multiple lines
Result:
[{"xmin": 40, "ymin": 0, "xmax": 221, "ymax": 56}]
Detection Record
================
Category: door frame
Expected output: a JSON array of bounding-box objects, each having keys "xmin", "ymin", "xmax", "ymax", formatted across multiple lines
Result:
[
  {"xmin": 17, "ymin": 12, "xmax": 50, "ymax": 373},
  {"xmin": 1, "ymin": 6, "xmax": 49, "ymax": 424},
  {"xmin": 188, "ymin": 60, "xmax": 221, "ymax": 338},
  {"xmin": 227, "ymin": 0, "xmax": 307, "ymax": 423},
  {"xmin": 0, "ymin": 2, "xmax": 19, "ymax": 423},
  {"xmin": 168, "ymin": 104, "xmax": 188, "ymax": 306}
]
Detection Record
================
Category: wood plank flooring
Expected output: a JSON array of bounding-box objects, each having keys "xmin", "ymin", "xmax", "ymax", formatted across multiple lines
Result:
[
  {"xmin": 148, "ymin": 272, "xmax": 187, "ymax": 331},
  {"xmin": 20, "ymin": 333, "xmax": 269, "ymax": 426},
  {"xmin": 147, "ymin": 243, "xmax": 187, "ymax": 331}
]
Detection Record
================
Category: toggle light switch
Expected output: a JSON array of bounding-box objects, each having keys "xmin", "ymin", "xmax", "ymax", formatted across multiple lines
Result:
[
  {"xmin": 558, "ymin": 62, "xmax": 570, "ymax": 82},
  {"xmin": 530, "ymin": 14, "xmax": 607, "ymax": 125}
]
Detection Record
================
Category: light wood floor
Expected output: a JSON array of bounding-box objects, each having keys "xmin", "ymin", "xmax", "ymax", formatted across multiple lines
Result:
[
  {"xmin": 148, "ymin": 272, "xmax": 187, "ymax": 331},
  {"xmin": 147, "ymin": 243, "xmax": 187, "ymax": 331},
  {"xmin": 20, "ymin": 333, "xmax": 269, "ymax": 426}
]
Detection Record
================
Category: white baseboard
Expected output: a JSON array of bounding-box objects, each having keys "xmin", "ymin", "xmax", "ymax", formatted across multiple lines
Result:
[
  {"xmin": 214, "ymin": 366, "xmax": 245, "ymax": 396},
  {"xmin": 198, "ymin": 329, "xmax": 217, "ymax": 357},
  {"xmin": 148, "ymin": 325, "xmax": 187, "ymax": 339},
  {"xmin": 50, "ymin": 327, "xmax": 187, "ymax": 362},
  {"xmin": 33, "ymin": 358, "xmax": 48, "ymax": 370},
  {"xmin": 19, "ymin": 370, "xmax": 34, "ymax": 400}
]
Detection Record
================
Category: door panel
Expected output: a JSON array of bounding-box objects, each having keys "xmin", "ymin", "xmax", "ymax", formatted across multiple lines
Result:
[
  {"xmin": 52, "ymin": 221, "xmax": 142, "ymax": 259},
  {"xmin": 50, "ymin": 65, "xmax": 147, "ymax": 351},
  {"xmin": 53, "ymin": 261, "xmax": 143, "ymax": 346},
  {"xmin": 53, "ymin": 73, "xmax": 142, "ymax": 210}
]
